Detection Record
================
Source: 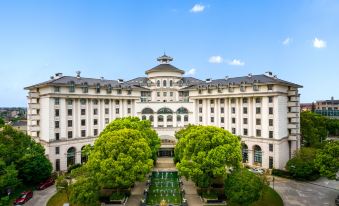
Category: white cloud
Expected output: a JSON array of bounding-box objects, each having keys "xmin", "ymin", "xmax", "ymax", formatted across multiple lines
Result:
[
  {"xmin": 282, "ymin": 37, "xmax": 292, "ymax": 45},
  {"xmin": 190, "ymin": 4, "xmax": 205, "ymax": 13},
  {"xmin": 186, "ymin": 68, "xmax": 196, "ymax": 76},
  {"xmin": 228, "ymin": 59, "xmax": 245, "ymax": 66},
  {"xmin": 208, "ymin": 56, "xmax": 223, "ymax": 64},
  {"xmin": 313, "ymin": 38, "xmax": 326, "ymax": 48}
]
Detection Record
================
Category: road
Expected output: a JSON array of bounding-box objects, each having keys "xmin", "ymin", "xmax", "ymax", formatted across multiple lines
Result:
[{"xmin": 25, "ymin": 185, "xmax": 56, "ymax": 206}]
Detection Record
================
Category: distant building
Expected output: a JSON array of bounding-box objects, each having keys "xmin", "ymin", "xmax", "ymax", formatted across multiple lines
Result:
[
  {"xmin": 314, "ymin": 97, "xmax": 339, "ymax": 119},
  {"xmin": 10, "ymin": 120, "xmax": 27, "ymax": 134},
  {"xmin": 300, "ymin": 103, "xmax": 313, "ymax": 111},
  {"xmin": 25, "ymin": 54, "xmax": 302, "ymax": 171}
]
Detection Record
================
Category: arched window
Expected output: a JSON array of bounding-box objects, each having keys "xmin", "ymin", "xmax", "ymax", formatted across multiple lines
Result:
[
  {"xmin": 142, "ymin": 115, "xmax": 147, "ymax": 120},
  {"xmin": 149, "ymin": 115, "xmax": 154, "ymax": 122},
  {"xmin": 158, "ymin": 115, "xmax": 164, "ymax": 122},
  {"xmin": 157, "ymin": 107, "xmax": 173, "ymax": 114},
  {"xmin": 177, "ymin": 115, "xmax": 181, "ymax": 122},
  {"xmin": 69, "ymin": 81, "xmax": 75, "ymax": 92},
  {"xmin": 67, "ymin": 147, "xmax": 76, "ymax": 167},
  {"xmin": 253, "ymin": 145, "xmax": 262, "ymax": 165},
  {"xmin": 163, "ymin": 80, "xmax": 167, "ymax": 87},
  {"xmin": 177, "ymin": 107, "xmax": 188, "ymax": 114},
  {"xmin": 81, "ymin": 146, "xmax": 88, "ymax": 164},
  {"xmin": 242, "ymin": 144, "xmax": 248, "ymax": 163},
  {"xmin": 142, "ymin": 108, "xmax": 154, "ymax": 114},
  {"xmin": 157, "ymin": 80, "xmax": 160, "ymax": 87},
  {"xmin": 170, "ymin": 80, "xmax": 173, "ymax": 87},
  {"xmin": 167, "ymin": 115, "xmax": 173, "ymax": 122},
  {"xmin": 106, "ymin": 84, "xmax": 112, "ymax": 94},
  {"xmin": 92, "ymin": 99, "xmax": 98, "ymax": 105},
  {"xmin": 184, "ymin": 115, "xmax": 189, "ymax": 122},
  {"xmin": 96, "ymin": 83, "xmax": 101, "ymax": 93}
]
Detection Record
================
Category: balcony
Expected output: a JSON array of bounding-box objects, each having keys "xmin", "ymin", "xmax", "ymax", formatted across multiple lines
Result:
[
  {"xmin": 287, "ymin": 113, "xmax": 299, "ymax": 118},
  {"xmin": 288, "ymin": 90, "xmax": 298, "ymax": 96},
  {"xmin": 30, "ymin": 104, "xmax": 40, "ymax": 109},
  {"xmin": 288, "ymin": 102, "xmax": 299, "ymax": 107},
  {"xmin": 288, "ymin": 134, "xmax": 298, "ymax": 141},
  {"xmin": 29, "ymin": 115, "xmax": 40, "ymax": 121},
  {"xmin": 290, "ymin": 96, "xmax": 299, "ymax": 102},
  {"xmin": 29, "ymin": 92, "xmax": 39, "ymax": 98},
  {"xmin": 29, "ymin": 125, "xmax": 40, "ymax": 132},
  {"xmin": 287, "ymin": 123, "xmax": 298, "ymax": 129}
]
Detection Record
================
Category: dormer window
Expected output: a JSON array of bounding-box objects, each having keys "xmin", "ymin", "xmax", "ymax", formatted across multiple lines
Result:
[
  {"xmin": 68, "ymin": 81, "xmax": 75, "ymax": 93},
  {"xmin": 96, "ymin": 83, "xmax": 101, "ymax": 93},
  {"xmin": 106, "ymin": 84, "xmax": 112, "ymax": 94},
  {"xmin": 82, "ymin": 82, "xmax": 88, "ymax": 93},
  {"xmin": 268, "ymin": 84, "xmax": 273, "ymax": 91},
  {"xmin": 117, "ymin": 89, "xmax": 122, "ymax": 94},
  {"xmin": 240, "ymin": 82, "xmax": 246, "ymax": 92},
  {"xmin": 228, "ymin": 83, "xmax": 234, "ymax": 92}
]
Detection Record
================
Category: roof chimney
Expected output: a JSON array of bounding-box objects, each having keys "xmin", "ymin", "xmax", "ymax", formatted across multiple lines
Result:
[
  {"xmin": 265, "ymin": 71, "xmax": 273, "ymax": 77},
  {"xmin": 76, "ymin": 71, "xmax": 81, "ymax": 78},
  {"xmin": 54, "ymin": 73, "xmax": 63, "ymax": 79},
  {"xmin": 118, "ymin": 79, "xmax": 124, "ymax": 83}
]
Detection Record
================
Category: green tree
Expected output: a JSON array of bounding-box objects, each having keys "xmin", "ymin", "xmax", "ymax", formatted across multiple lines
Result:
[
  {"xmin": 0, "ymin": 160, "xmax": 20, "ymax": 194},
  {"xmin": 175, "ymin": 125, "xmax": 242, "ymax": 191},
  {"xmin": 69, "ymin": 176, "xmax": 99, "ymax": 206},
  {"xmin": 286, "ymin": 147, "xmax": 319, "ymax": 180},
  {"xmin": 0, "ymin": 118, "xmax": 4, "ymax": 128},
  {"xmin": 102, "ymin": 117, "xmax": 160, "ymax": 160},
  {"xmin": 56, "ymin": 175, "xmax": 71, "ymax": 202},
  {"xmin": 301, "ymin": 111, "xmax": 328, "ymax": 147},
  {"xmin": 224, "ymin": 169, "xmax": 264, "ymax": 206},
  {"xmin": 315, "ymin": 141, "xmax": 339, "ymax": 179}
]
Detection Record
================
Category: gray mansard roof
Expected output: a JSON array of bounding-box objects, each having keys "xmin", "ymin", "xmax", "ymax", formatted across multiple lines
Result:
[{"xmin": 180, "ymin": 74, "xmax": 302, "ymax": 90}]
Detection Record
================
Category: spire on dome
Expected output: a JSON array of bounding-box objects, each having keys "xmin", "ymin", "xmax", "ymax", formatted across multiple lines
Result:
[{"xmin": 157, "ymin": 53, "xmax": 173, "ymax": 64}]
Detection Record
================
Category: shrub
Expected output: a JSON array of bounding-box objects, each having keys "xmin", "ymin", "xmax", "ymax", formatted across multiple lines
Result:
[{"xmin": 286, "ymin": 148, "xmax": 319, "ymax": 180}]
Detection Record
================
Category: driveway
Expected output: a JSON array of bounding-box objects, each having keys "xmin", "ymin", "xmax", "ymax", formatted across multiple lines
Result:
[
  {"xmin": 25, "ymin": 185, "xmax": 57, "ymax": 206},
  {"xmin": 271, "ymin": 176, "xmax": 339, "ymax": 206}
]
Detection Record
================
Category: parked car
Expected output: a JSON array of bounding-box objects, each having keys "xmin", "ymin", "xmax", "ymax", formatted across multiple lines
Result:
[
  {"xmin": 13, "ymin": 191, "xmax": 33, "ymax": 205},
  {"xmin": 248, "ymin": 168, "xmax": 265, "ymax": 174},
  {"xmin": 37, "ymin": 177, "xmax": 55, "ymax": 190},
  {"xmin": 335, "ymin": 195, "xmax": 339, "ymax": 206}
]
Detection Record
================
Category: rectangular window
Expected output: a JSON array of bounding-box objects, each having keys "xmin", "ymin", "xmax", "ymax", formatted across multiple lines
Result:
[
  {"xmin": 55, "ymin": 133, "xmax": 59, "ymax": 140},
  {"xmin": 243, "ymin": 118, "xmax": 248, "ymax": 124},
  {"xmin": 232, "ymin": 118, "xmax": 236, "ymax": 124},
  {"xmin": 93, "ymin": 119, "xmax": 98, "ymax": 125},
  {"xmin": 199, "ymin": 116, "xmax": 202, "ymax": 122},
  {"xmin": 221, "ymin": 117, "xmax": 224, "ymax": 123},
  {"xmin": 256, "ymin": 118, "xmax": 261, "ymax": 125},
  {"xmin": 256, "ymin": 107, "xmax": 261, "ymax": 114},
  {"xmin": 81, "ymin": 119, "xmax": 86, "ymax": 126},
  {"xmin": 220, "ymin": 99, "xmax": 225, "ymax": 104},
  {"xmin": 163, "ymin": 92, "xmax": 167, "ymax": 97},
  {"xmin": 243, "ymin": 98, "xmax": 248, "ymax": 103},
  {"xmin": 104, "ymin": 99, "xmax": 109, "ymax": 105},
  {"xmin": 269, "ymin": 96, "xmax": 273, "ymax": 103},
  {"xmin": 269, "ymin": 119, "xmax": 273, "ymax": 126},
  {"xmin": 105, "ymin": 108, "xmax": 109, "ymax": 115},
  {"xmin": 199, "ymin": 107, "xmax": 202, "ymax": 113},
  {"xmin": 81, "ymin": 109, "xmax": 86, "ymax": 115},
  {"xmin": 54, "ymin": 98, "xmax": 60, "ymax": 105},
  {"xmin": 128, "ymin": 108, "xmax": 131, "ymax": 113},
  {"xmin": 269, "ymin": 131, "xmax": 274, "ymax": 138},
  {"xmin": 68, "ymin": 120, "xmax": 72, "ymax": 127},
  {"xmin": 54, "ymin": 86, "xmax": 60, "ymax": 93},
  {"xmin": 269, "ymin": 144, "xmax": 273, "ymax": 152},
  {"xmin": 269, "ymin": 156, "xmax": 273, "ymax": 169},
  {"xmin": 256, "ymin": 129, "xmax": 261, "ymax": 137},
  {"xmin": 243, "ymin": 128, "xmax": 248, "ymax": 136},
  {"xmin": 211, "ymin": 117, "xmax": 214, "ymax": 123},
  {"xmin": 231, "ymin": 98, "xmax": 236, "ymax": 104},
  {"xmin": 67, "ymin": 99, "xmax": 73, "ymax": 105},
  {"xmin": 55, "ymin": 159, "xmax": 60, "ymax": 171},
  {"xmin": 94, "ymin": 129, "xmax": 98, "ymax": 136},
  {"xmin": 231, "ymin": 107, "xmax": 236, "ymax": 114},
  {"xmin": 55, "ymin": 109, "xmax": 59, "ymax": 117},
  {"xmin": 68, "ymin": 131, "xmax": 72, "ymax": 139},
  {"xmin": 127, "ymin": 100, "xmax": 131, "ymax": 105},
  {"xmin": 199, "ymin": 99, "xmax": 202, "ymax": 104},
  {"xmin": 170, "ymin": 92, "xmax": 173, "ymax": 97},
  {"xmin": 157, "ymin": 92, "xmax": 160, "ymax": 97},
  {"xmin": 68, "ymin": 109, "xmax": 72, "ymax": 116},
  {"xmin": 55, "ymin": 121, "xmax": 59, "ymax": 128},
  {"xmin": 232, "ymin": 128, "xmax": 236, "ymax": 134},
  {"xmin": 243, "ymin": 107, "xmax": 248, "ymax": 114},
  {"xmin": 81, "ymin": 130, "xmax": 86, "ymax": 137},
  {"xmin": 55, "ymin": 147, "xmax": 59, "ymax": 155},
  {"xmin": 211, "ymin": 107, "xmax": 214, "ymax": 113},
  {"xmin": 116, "ymin": 108, "xmax": 119, "ymax": 114},
  {"xmin": 93, "ymin": 109, "xmax": 98, "ymax": 115},
  {"xmin": 269, "ymin": 107, "xmax": 274, "ymax": 115},
  {"xmin": 127, "ymin": 90, "xmax": 132, "ymax": 95},
  {"xmin": 221, "ymin": 107, "xmax": 224, "ymax": 113},
  {"xmin": 255, "ymin": 98, "xmax": 261, "ymax": 103},
  {"xmin": 210, "ymin": 99, "xmax": 214, "ymax": 104},
  {"xmin": 115, "ymin": 100, "xmax": 120, "ymax": 105},
  {"xmin": 268, "ymin": 85, "xmax": 273, "ymax": 91},
  {"xmin": 105, "ymin": 118, "xmax": 109, "ymax": 124}
]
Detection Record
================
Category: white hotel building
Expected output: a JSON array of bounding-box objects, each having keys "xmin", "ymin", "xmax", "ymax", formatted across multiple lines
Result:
[{"xmin": 25, "ymin": 55, "xmax": 302, "ymax": 171}]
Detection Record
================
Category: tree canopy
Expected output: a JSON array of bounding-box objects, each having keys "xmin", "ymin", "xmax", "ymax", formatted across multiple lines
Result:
[
  {"xmin": 0, "ymin": 118, "xmax": 4, "ymax": 128},
  {"xmin": 175, "ymin": 125, "xmax": 242, "ymax": 189},
  {"xmin": 314, "ymin": 141, "xmax": 339, "ymax": 179},
  {"xmin": 224, "ymin": 169, "xmax": 264, "ymax": 206},
  {"xmin": 301, "ymin": 111, "xmax": 328, "ymax": 147},
  {"xmin": 0, "ymin": 126, "xmax": 52, "ymax": 187},
  {"xmin": 286, "ymin": 147, "xmax": 319, "ymax": 180}
]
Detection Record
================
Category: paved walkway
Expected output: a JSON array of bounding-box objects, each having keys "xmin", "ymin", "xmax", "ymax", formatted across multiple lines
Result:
[
  {"xmin": 25, "ymin": 185, "xmax": 57, "ymax": 206},
  {"xmin": 126, "ymin": 157, "xmax": 204, "ymax": 206},
  {"xmin": 271, "ymin": 176, "xmax": 339, "ymax": 206}
]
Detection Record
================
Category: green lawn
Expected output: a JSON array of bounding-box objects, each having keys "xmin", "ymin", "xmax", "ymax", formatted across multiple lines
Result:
[
  {"xmin": 226, "ymin": 186, "xmax": 283, "ymax": 206},
  {"xmin": 47, "ymin": 191, "xmax": 69, "ymax": 206}
]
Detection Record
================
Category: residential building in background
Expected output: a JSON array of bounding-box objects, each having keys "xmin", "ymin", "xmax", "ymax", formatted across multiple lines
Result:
[
  {"xmin": 314, "ymin": 97, "xmax": 339, "ymax": 119},
  {"xmin": 25, "ymin": 55, "xmax": 302, "ymax": 171},
  {"xmin": 9, "ymin": 120, "xmax": 27, "ymax": 134}
]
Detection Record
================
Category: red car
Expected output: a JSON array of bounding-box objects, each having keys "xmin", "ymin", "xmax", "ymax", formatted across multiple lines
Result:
[
  {"xmin": 13, "ymin": 191, "xmax": 33, "ymax": 205},
  {"xmin": 37, "ymin": 178, "xmax": 55, "ymax": 190}
]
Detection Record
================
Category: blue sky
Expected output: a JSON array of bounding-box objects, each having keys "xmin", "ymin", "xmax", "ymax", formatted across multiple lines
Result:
[{"xmin": 0, "ymin": 0, "xmax": 338, "ymax": 106}]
